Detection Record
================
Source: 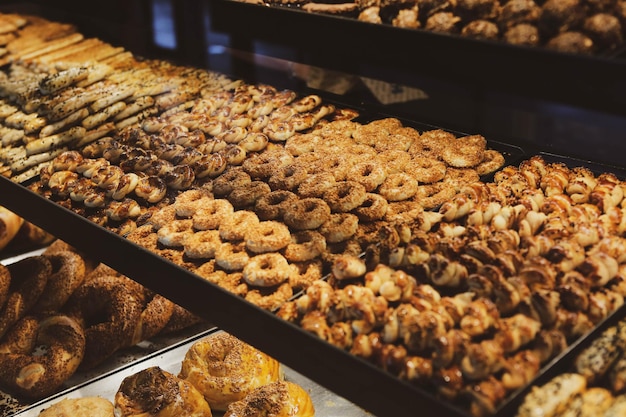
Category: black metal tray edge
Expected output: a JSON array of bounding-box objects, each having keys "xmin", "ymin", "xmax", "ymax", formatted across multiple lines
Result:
[{"xmin": 537, "ymin": 151, "xmax": 626, "ymax": 180}]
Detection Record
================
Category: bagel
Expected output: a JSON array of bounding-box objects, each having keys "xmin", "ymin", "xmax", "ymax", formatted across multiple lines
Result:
[
  {"xmin": 245, "ymin": 221, "xmax": 291, "ymax": 253},
  {"xmin": 346, "ymin": 161, "xmax": 387, "ymax": 192},
  {"xmin": 441, "ymin": 135, "xmax": 486, "ymax": 168},
  {"xmin": 228, "ymin": 181, "xmax": 271, "ymax": 209},
  {"xmin": 224, "ymin": 380, "xmax": 315, "ymax": 417},
  {"xmin": 0, "ymin": 255, "xmax": 52, "ymax": 338},
  {"xmin": 192, "ymin": 199, "xmax": 234, "ymax": 231},
  {"xmin": 243, "ymin": 253, "xmax": 292, "ymax": 287},
  {"xmin": 283, "ymin": 198, "xmax": 331, "ymax": 230},
  {"xmin": 32, "ymin": 250, "xmax": 86, "ymax": 314},
  {"xmin": 255, "ymin": 190, "xmax": 298, "ymax": 221},
  {"xmin": 318, "ymin": 213, "xmax": 359, "ymax": 243},
  {"xmin": 160, "ymin": 303, "xmax": 204, "ymax": 335},
  {"xmin": 115, "ymin": 366, "xmax": 212, "ymax": 417},
  {"xmin": 127, "ymin": 289, "xmax": 175, "ymax": 346},
  {"xmin": 353, "ymin": 193, "xmax": 388, "ymax": 222},
  {"xmin": 268, "ymin": 163, "xmax": 307, "ymax": 191},
  {"xmin": 219, "ymin": 210, "xmax": 260, "ymax": 242},
  {"xmin": 63, "ymin": 275, "xmax": 144, "ymax": 370},
  {"xmin": 0, "ymin": 314, "xmax": 85, "ymax": 399},
  {"xmin": 245, "ymin": 282, "xmax": 293, "ymax": 311},
  {"xmin": 283, "ymin": 231, "xmax": 326, "ymax": 263},
  {"xmin": 184, "ymin": 230, "xmax": 223, "ymax": 259},
  {"xmin": 323, "ymin": 181, "xmax": 367, "ymax": 213},
  {"xmin": 378, "ymin": 173, "xmax": 418, "ymax": 202},
  {"xmin": 179, "ymin": 332, "xmax": 283, "ymax": 411}
]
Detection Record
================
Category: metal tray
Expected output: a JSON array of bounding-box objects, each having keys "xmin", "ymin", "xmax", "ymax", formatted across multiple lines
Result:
[
  {"xmin": 14, "ymin": 328, "xmax": 372, "ymax": 417},
  {"xmin": 208, "ymin": 0, "xmax": 626, "ymax": 116}
]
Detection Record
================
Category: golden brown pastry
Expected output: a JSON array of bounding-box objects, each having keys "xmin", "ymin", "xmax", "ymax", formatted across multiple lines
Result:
[
  {"xmin": 224, "ymin": 380, "xmax": 315, "ymax": 417},
  {"xmin": 38, "ymin": 396, "xmax": 114, "ymax": 417},
  {"xmin": 179, "ymin": 332, "xmax": 283, "ymax": 411},
  {"xmin": 115, "ymin": 366, "xmax": 212, "ymax": 417},
  {"xmin": 0, "ymin": 206, "xmax": 24, "ymax": 251}
]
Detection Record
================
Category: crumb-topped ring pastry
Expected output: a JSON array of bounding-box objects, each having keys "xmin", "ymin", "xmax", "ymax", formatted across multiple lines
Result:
[{"xmin": 180, "ymin": 332, "xmax": 283, "ymax": 411}]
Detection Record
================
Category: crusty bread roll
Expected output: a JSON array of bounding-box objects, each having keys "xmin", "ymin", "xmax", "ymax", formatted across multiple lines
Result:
[
  {"xmin": 115, "ymin": 366, "xmax": 212, "ymax": 417},
  {"xmin": 38, "ymin": 396, "xmax": 114, "ymax": 417},
  {"xmin": 224, "ymin": 380, "xmax": 315, "ymax": 417}
]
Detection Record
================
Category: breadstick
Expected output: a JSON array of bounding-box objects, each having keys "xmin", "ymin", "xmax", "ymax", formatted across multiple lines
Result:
[
  {"xmin": 61, "ymin": 43, "xmax": 124, "ymax": 64},
  {"xmin": 47, "ymin": 83, "xmax": 111, "ymax": 121},
  {"xmin": 101, "ymin": 51, "xmax": 134, "ymax": 68},
  {"xmin": 0, "ymin": 101, "xmax": 18, "ymax": 119},
  {"xmin": 39, "ymin": 65, "xmax": 89, "ymax": 95},
  {"xmin": 113, "ymin": 95, "xmax": 154, "ymax": 121},
  {"xmin": 23, "ymin": 115, "xmax": 47, "ymax": 135},
  {"xmin": 4, "ymin": 111, "xmax": 39, "ymax": 129},
  {"xmin": 74, "ymin": 122, "xmax": 115, "ymax": 148},
  {"xmin": 18, "ymin": 32, "xmax": 84, "ymax": 62},
  {"xmin": 0, "ymin": 164, "xmax": 10, "ymax": 178},
  {"xmin": 115, "ymin": 106, "xmax": 158, "ymax": 130},
  {"xmin": 82, "ymin": 100, "xmax": 126, "ymax": 129},
  {"xmin": 0, "ymin": 18, "xmax": 18, "ymax": 35},
  {"xmin": 33, "ymin": 38, "xmax": 103, "ymax": 64},
  {"xmin": 90, "ymin": 85, "xmax": 135, "ymax": 112},
  {"xmin": 39, "ymin": 107, "xmax": 90, "ymax": 137},
  {"xmin": 25, "ymin": 126, "xmax": 85, "ymax": 155},
  {"xmin": 0, "ymin": 146, "xmax": 25, "ymax": 163},
  {"xmin": 10, "ymin": 147, "xmax": 67, "ymax": 172},
  {"xmin": 0, "ymin": 126, "xmax": 24, "ymax": 146},
  {"xmin": 75, "ymin": 63, "xmax": 113, "ymax": 88},
  {"xmin": 155, "ymin": 88, "xmax": 197, "ymax": 111},
  {"xmin": 11, "ymin": 162, "xmax": 48, "ymax": 183}
]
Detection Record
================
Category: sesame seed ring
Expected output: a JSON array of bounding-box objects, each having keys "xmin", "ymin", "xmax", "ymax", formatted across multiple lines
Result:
[
  {"xmin": 283, "ymin": 198, "xmax": 331, "ymax": 230},
  {"xmin": 378, "ymin": 173, "xmax": 418, "ymax": 202},
  {"xmin": 246, "ymin": 221, "xmax": 292, "ymax": 253},
  {"xmin": 243, "ymin": 253, "xmax": 292, "ymax": 287},
  {"xmin": 283, "ymin": 231, "xmax": 327, "ymax": 262},
  {"xmin": 324, "ymin": 181, "xmax": 367, "ymax": 212},
  {"xmin": 255, "ymin": 190, "xmax": 298, "ymax": 221}
]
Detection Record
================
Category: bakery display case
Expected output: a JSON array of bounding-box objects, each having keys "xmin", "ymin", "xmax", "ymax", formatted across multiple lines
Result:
[{"xmin": 1, "ymin": 1, "xmax": 626, "ymax": 417}]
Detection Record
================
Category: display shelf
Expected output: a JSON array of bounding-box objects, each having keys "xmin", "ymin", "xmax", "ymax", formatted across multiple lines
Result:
[
  {"xmin": 17, "ymin": 329, "xmax": 371, "ymax": 417},
  {"xmin": 2, "ymin": 145, "xmax": 626, "ymax": 417},
  {"xmin": 206, "ymin": 0, "xmax": 626, "ymax": 117},
  {"xmin": 0, "ymin": 176, "xmax": 460, "ymax": 417}
]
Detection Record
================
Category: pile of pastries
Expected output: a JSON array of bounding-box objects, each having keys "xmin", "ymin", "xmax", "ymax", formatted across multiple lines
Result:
[
  {"xmin": 38, "ymin": 332, "xmax": 315, "ymax": 417},
  {"xmin": 276, "ymin": 155, "xmax": 626, "ymax": 416},
  {"xmin": 241, "ymin": 0, "xmax": 626, "ymax": 55},
  {"xmin": 0, "ymin": 239, "xmax": 205, "ymax": 402},
  {"xmin": 516, "ymin": 315, "xmax": 626, "ymax": 417},
  {"xmin": 2, "ymin": 9, "xmax": 626, "ymax": 417}
]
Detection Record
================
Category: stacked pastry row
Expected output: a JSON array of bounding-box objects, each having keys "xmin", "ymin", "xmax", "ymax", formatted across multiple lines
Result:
[
  {"xmin": 274, "ymin": 155, "xmax": 626, "ymax": 416},
  {"xmin": 12, "ymin": 42, "xmax": 505, "ymax": 313},
  {"xmin": 249, "ymin": 0, "xmax": 626, "ymax": 55},
  {"xmin": 0, "ymin": 239, "xmax": 205, "ymax": 402},
  {"xmin": 516, "ymin": 315, "xmax": 626, "ymax": 417},
  {"xmin": 0, "ymin": 12, "xmax": 237, "ymax": 183}
]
